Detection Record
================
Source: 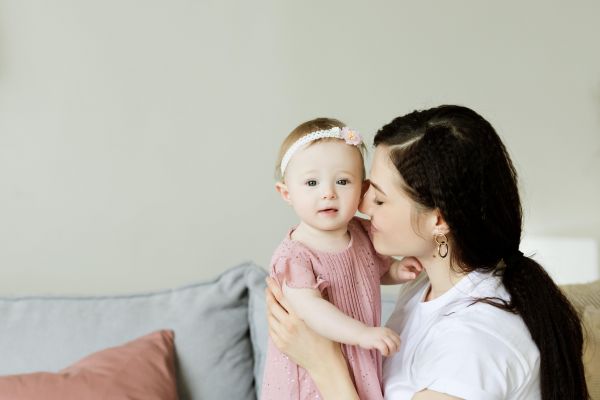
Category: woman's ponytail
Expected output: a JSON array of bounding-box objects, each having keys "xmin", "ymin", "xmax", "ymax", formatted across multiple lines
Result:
[{"xmin": 503, "ymin": 254, "xmax": 588, "ymax": 399}]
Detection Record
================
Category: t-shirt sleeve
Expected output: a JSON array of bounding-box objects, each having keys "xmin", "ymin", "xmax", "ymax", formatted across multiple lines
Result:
[
  {"xmin": 271, "ymin": 246, "xmax": 329, "ymax": 292},
  {"xmin": 412, "ymin": 326, "xmax": 516, "ymax": 400},
  {"xmin": 354, "ymin": 216, "xmax": 394, "ymax": 277}
]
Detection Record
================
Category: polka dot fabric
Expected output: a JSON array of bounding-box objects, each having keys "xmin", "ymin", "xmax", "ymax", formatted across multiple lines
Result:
[{"xmin": 261, "ymin": 217, "xmax": 392, "ymax": 400}]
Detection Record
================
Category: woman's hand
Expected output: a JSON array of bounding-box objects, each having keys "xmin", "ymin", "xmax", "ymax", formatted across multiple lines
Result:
[{"xmin": 265, "ymin": 277, "xmax": 338, "ymax": 371}]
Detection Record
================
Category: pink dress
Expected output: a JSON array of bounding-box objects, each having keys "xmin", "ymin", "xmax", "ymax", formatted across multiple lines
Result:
[{"xmin": 261, "ymin": 217, "xmax": 392, "ymax": 400}]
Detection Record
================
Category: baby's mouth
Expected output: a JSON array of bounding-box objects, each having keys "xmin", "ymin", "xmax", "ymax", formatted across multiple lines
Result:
[{"xmin": 318, "ymin": 208, "xmax": 338, "ymax": 214}]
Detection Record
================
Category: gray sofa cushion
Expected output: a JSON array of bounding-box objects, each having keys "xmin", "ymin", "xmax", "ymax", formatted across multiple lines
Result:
[
  {"xmin": 248, "ymin": 276, "xmax": 269, "ymax": 399},
  {"xmin": 0, "ymin": 262, "xmax": 266, "ymax": 400}
]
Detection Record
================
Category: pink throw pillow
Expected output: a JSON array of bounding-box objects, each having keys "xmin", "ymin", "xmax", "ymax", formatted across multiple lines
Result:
[{"xmin": 0, "ymin": 330, "xmax": 178, "ymax": 400}]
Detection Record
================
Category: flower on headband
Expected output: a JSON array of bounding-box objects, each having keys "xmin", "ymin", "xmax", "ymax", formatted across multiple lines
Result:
[{"xmin": 341, "ymin": 127, "xmax": 362, "ymax": 146}]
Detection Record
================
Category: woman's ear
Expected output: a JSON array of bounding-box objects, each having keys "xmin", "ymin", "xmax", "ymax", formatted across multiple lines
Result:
[
  {"xmin": 431, "ymin": 209, "xmax": 450, "ymax": 235},
  {"xmin": 275, "ymin": 182, "xmax": 292, "ymax": 204}
]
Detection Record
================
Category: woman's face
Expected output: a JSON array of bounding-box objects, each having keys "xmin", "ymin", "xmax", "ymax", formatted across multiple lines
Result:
[{"xmin": 359, "ymin": 145, "xmax": 437, "ymax": 258}]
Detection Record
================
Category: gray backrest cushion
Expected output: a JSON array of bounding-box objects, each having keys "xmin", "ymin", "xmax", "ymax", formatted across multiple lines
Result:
[
  {"xmin": 248, "ymin": 277, "xmax": 399, "ymax": 399},
  {"xmin": 248, "ymin": 276, "xmax": 269, "ymax": 399},
  {"xmin": 0, "ymin": 262, "xmax": 266, "ymax": 400}
]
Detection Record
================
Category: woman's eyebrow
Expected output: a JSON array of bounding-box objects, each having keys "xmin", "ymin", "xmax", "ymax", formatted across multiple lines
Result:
[{"xmin": 370, "ymin": 181, "xmax": 387, "ymax": 196}]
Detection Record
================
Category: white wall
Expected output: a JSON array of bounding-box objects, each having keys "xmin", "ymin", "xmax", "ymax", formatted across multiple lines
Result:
[{"xmin": 1, "ymin": 1, "xmax": 599, "ymax": 294}]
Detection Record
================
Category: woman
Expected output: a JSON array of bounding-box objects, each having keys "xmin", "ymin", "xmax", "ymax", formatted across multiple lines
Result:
[{"xmin": 266, "ymin": 105, "xmax": 588, "ymax": 399}]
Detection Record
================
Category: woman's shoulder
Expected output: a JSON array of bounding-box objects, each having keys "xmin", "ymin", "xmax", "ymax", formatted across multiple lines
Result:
[
  {"xmin": 445, "ymin": 274, "xmax": 534, "ymax": 344},
  {"xmin": 414, "ymin": 312, "xmax": 540, "ymax": 399},
  {"xmin": 439, "ymin": 303, "xmax": 534, "ymax": 341},
  {"xmin": 433, "ymin": 294, "xmax": 540, "ymax": 371},
  {"xmin": 390, "ymin": 272, "xmax": 540, "ymax": 398}
]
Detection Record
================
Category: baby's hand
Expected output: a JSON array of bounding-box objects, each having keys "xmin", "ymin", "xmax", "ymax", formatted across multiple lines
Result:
[
  {"xmin": 392, "ymin": 256, "xmax": 423, "ymax": 283},
  {"xmin": 358, "ymin": 326, "xmax": 401, "ymax": 356}
]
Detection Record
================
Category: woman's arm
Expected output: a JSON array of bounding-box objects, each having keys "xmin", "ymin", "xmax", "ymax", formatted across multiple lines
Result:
[
  {"xmin": 265, "ymin": 277, "xmax": 360, "ymax": 400},
  {"xmin": 283, "ymin": 284, "xmax": 400, "ymax": 355}
]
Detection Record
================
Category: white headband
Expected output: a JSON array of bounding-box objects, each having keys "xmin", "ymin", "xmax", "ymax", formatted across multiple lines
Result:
[{"xmin": 280, "ymin": 126, "xmax": 362, "ymax": 176}]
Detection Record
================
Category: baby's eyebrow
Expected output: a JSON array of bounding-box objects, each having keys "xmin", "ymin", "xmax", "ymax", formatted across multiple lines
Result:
[{"xmin": 337, "ymin": 170, "xmax": 358, "ymax": 176}]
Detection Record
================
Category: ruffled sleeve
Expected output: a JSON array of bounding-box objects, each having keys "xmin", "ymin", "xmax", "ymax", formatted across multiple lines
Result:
[
  {"xmin": 354, "ymin": 216, "xmax": 394, "ymax": 277},
  {"xmin": 272, "ymin": 244, "xmax": 329, "ymax": 293}
]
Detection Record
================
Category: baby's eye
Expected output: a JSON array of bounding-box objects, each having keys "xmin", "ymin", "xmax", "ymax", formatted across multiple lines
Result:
[
  {"xmin": 306, "ymin": 180, "xmax": 318, "ymax": 187},
  {"xmin": 373, "ymin": 198, "xmax": 384, "ymax": 205},
  {"xmin": 336, "ymin": 179, "xmax": 349, "ymax": 185}
]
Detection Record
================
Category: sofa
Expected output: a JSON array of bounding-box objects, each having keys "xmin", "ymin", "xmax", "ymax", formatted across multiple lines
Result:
[{"xmin": 0, "ymin": 262, "xmax": 598, "ymax": 399}]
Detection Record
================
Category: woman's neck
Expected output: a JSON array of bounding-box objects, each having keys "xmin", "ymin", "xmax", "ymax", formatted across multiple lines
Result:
[
  {"xmin": 292, "ymin": 221, "xmax": 350, "ymax": 252},
  {"xmin": 419, "ymin": 255, "xmax": 467, "ymax": 301}
]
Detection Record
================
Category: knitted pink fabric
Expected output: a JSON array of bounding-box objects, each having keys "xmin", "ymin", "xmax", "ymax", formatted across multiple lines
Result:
[{"xmin": 261, "ymin": 217, "xmax": 392, "ymax": 400}]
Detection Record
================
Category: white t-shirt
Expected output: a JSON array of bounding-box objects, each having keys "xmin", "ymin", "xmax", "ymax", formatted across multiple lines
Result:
[{"xmin": 383, "ymin": 270, "xmax": 540, "ymax": 400}]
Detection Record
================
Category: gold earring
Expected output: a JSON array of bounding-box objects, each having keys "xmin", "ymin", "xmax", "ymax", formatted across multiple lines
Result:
[{"xmin": 434, "ymin": 233, "xmax": 449, "ymax": 258}]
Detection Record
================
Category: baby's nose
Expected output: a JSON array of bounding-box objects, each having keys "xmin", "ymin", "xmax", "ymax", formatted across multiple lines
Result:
[{"xmin": 321, "ymin": 191, "xmax": 337, "ymax": 200}]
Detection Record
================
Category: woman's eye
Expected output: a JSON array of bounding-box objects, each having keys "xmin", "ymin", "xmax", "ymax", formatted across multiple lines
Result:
[
  {"xmin": 373, "ymin": 198, "xmax": 384, "ymax": 205},
  {"xmin": 306, "ymin": 180, "xmax": 317, "ymax": 187},
  {"xmin": 336, "ymin": 179, "xmax": 349, "ymax": 185}
]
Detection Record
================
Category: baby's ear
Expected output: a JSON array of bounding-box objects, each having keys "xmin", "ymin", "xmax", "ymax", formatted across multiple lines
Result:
[
  {"xmin": 275, "ymin": 182, "xmax": 292, "ymax": 204},
  {"xmin": 361, "ymin": 179, "xmax": 371, "ymax": 197}
]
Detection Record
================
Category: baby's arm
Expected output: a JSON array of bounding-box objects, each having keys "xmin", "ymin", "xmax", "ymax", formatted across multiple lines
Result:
[
  {"xmin": 381, "ymin": 257, "xmax": 423, "ymax": 285},
  {"xmin": 282, "ymin": 284, "xmax": 400, "ymax": 356}
]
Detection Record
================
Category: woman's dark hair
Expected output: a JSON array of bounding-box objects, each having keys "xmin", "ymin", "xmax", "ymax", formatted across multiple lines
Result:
[{"xmin": 374, "ymin": 105, "xmax": 588, "ymax": 400}]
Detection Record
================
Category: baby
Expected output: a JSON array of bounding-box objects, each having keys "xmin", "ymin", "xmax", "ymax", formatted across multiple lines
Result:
[{"xmin": 260, "ymin": 118, "xmax": 420, "ymax": 400}]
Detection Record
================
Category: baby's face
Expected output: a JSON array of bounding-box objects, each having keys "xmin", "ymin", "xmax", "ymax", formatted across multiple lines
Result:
[{"xmin": 283, "ymin": 140, "xmax": 364, "ymax": 232}]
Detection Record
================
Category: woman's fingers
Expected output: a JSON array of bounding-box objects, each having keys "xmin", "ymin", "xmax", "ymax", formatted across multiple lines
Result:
[
  {"xmin": 265, "ymin": 277, "xmax": 301, "ymax": 353},
  {"xmin": 268, "ymin": 321, "xmax": 290, "ymax": 353},
  {"xmin": 267, "ymin": 298, "xmax": 293, "ymax": 353},
  {"xmin": 268, "ymin": 313, "xmax": 289, "ymax": 344},
  {"xmin": 266, "ymin": 277, "xmax": 284, "ymax": 305},
  {"xmin": 266, "ymin": 289, "xmax": 290, "ymax": 326},
  {"xmin": 266, "ymin": 278, "xmax": 301, "ymax": 321},
  {"xmin": 266, "ymin": 278, "xmax": 298, "ymax": 316}
]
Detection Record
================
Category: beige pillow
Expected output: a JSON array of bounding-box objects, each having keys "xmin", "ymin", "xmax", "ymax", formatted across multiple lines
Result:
[
  {"xmin": 583, "ymin": 306, "xmax": 600, "ymax": 399},
  {"xmin": 0, "ymin": 330, "xmax": 177, "ymax": 400},
  {"xmin": 561, "ymin": 281, "xmax": 600, "ymax": 314}
]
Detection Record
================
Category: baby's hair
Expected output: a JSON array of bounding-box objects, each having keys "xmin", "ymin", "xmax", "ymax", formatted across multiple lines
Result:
[{"xmin": 275, "ymin": 117, "xmax": 367, "ymax": 181}]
